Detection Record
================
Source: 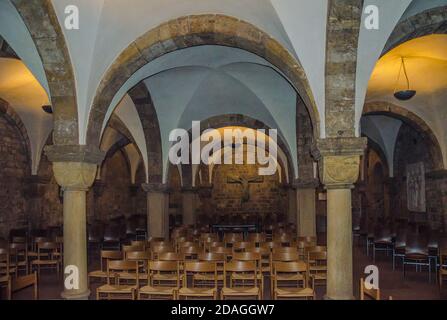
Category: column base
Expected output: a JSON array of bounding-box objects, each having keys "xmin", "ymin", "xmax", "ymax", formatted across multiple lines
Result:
[
  {"xmin": 323, "ymin": 294, "xmax": 355, "ymax": 300},
  {"xmin": 61, "ymin": 289, "xmax": 91, "ymax": 300}
]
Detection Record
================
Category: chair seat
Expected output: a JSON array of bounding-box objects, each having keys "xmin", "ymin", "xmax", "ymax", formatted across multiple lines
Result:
[
  {"xmin": 309, "ymin": 265, "xmax": 327, "ymax": 272},
  {"xmin": 88, "ymin": 270, "xmax": 107, "ymax": 278},
  {"xmin": 221, "ymin": 286, "xmax": 259, "ymax": 296},
  {"xmin": 118, "ymin": 272, "xmax": 147, "ymax": 280},
  {"xmin": 194, "ymin": 273, "xmax": 224, "ymax": 282},
  {"xmin": 31, "ymin": 259, "xmax": 59, "ymax": 265},
  {"xmin": 275, "ymin": 287, "xmax": 314, "ymax": 298},
  {"xmin": 152, "ymin": 273, "xmax": 179, "ymax": 282},
  {"xmin": 310, "ymin": 273, "xmax": 327, "ymax": 280},
  {"xmin": 275, "ymin": 274, "xmax": 305, "ymax": 282},
  {"xmin": 139, "ymin": 285, "xmax": 177, "ymax": 296},
  {"xmin": 97, "ymin": 284, "xmax": 137, "ymax": 294},
  {"xmin": 178, "ymin": 287, "xmax": 216, "ymax": 297},
  {"xmin": 405, "ymin": 254, "xmax": 429, "ymax": 261}
]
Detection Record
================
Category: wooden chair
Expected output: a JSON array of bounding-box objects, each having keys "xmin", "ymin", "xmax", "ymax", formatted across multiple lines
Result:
[
  {"xmin": 9, "ymin": 243, "xmax": 28, "ymax": 275},
  {"xmin": 151, "ymin": 245, "xmax": 174, "ymax": 260},
  {"xmin": 88, "ymin": 250, "xmax": 122, "ymax": 285},
  {"xmin": 439, "ymin": 246, "xmax": 447, "ymax": 289},
  {"xmin": 0, "ymin": 248, "xmax": 15, "ymax": 278},
  {"xmin": 8, "ymin": 272, "xmax": 39, "ymax": 300},
  {"xmin": 272, "ymin": 261, "xmax": 314, "ymax": 300},
  {"xmin": 270, "ymin": 251, "xmax": 301, "ymax": 296},
  {"xmin": 96, "ymin": 260, "xmax": 139, "ymax": 300},
  {"xmin": 125, "ymin": 251, "xmax": 151, "ymax": 282},
  {"xmin": 221, "ymin": 261, "xmax": 261, "ymax": 300},
  {"xmin": 359, "ymin": 277, "xmax": 380, "ymax": 300},
  {"xmin": 224, "ymin": 233, "xmax": 243, "ymax": 247},
  {"xmin": 31, "ymin": 242, "xmax": 60, "ymax": 277},
  {"xmin": 247, "ymin": 233, "xmax": 266, "ymax": 245},
  {"xmin": 195, "ymin": 253, "xmax": 225, "ymax": 285},
  {"xmin": 307, "ymin": 251, "xmax": 327, "ymax": 288},
  {"xmin": 232, "ymin": 241, "xmax": 255, "ymax": 253},
  {"xmin": 232, "ymin": 252, "xmax": 264, "ymax": 298},
  {"xmin": 138, "ymin": 261, "xmax": 179, "ymax": 300},
  {"xmin": 122, "ymin": 245, "xmax": 145, "ymax": 258},
  {"xmin": 178, "ymin": 261, "xmax": 218, "ymax": 300},
  {"xmin": 180, "ymin": 246, "xmax": 200, "ymax": 261}
]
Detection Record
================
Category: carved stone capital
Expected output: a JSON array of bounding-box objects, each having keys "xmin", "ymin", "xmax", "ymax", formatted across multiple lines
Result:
[
  {"xmin": 142, "ymin": 183, "xmax": 169, "ymax": 193},
  {"xmin": 44, "ymin": 145, "xmax": 105, "ymax": 165},
  {"xmin": 312, "ymin": 138, "xmax": 366, "ymax": 188},
  {"xmin": 52, "ymin": 162, "xmax": 98, "ymax": 191}
]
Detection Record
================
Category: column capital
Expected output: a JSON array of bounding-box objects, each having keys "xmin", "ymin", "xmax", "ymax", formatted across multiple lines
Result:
[
  {"xmin": 312, "ymin": 137, "xmax": 366, "ymax": 188},
  {"xmin": 142, "ymin": 182, "xmax": 170, "ymax": 193},
  {"xmin": 44, "ymin": 145, "xmax": 105, "ymax": 164}
]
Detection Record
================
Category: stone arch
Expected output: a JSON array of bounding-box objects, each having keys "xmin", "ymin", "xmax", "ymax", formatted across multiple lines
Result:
[
  {"xmin": 188, "ymin": 113, "xmax": 295, "ymax": 183},
  {"xmin": 383, "ymin": 5, "xmax": 447, "ymax": 56},
  {"xmin": 363, "ymin": 101, "xmax": 444, "ymax": 170},
  {"xmin": 11, "ymin": 0, "xmax": 78, "ymax": 145},
  {"xmin": 0, "ymin": 97, "xmax": 32, "ymax": 170},
  {"xmin": 86, "ymin": 14, "xmax": 320, "ymax": 146},
  {"xmin": 127, "ymin": 83, "xmax": 162, "ymax": 183}
]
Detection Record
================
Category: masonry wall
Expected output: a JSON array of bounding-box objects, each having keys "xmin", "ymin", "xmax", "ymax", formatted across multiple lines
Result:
[
  {"xmin": 393, "ymin": 123, "xmax": 446, "ymax": 230},
  {"xmin": 0, "ymin": 114, "xmax": 29, "ymax": 238},
  {"xmin": 94, "ymin": 150, "xmax": 133, "ymax": 222}
]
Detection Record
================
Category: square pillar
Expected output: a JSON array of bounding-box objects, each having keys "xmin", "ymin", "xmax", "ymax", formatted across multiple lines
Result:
[{"xmin": 142, "ymin": 183, "xmax": 169, "ymax": 240}]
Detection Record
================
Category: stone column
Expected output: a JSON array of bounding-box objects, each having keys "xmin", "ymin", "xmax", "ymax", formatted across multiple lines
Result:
[
  {"xmin": 129, "ymin": 184, "xmax": 140, "ymax": 215},
  {"xmin": 295, "ymin": 180, "xmax": 318, "ymax": 238},
  {"xmin": 284, "ymin": 185, "xmax": 296, "ymax": 224},
  {"xmin": 45, "ymin": 145, "xmax": 104, "ymax": 300},
  {"xmin": 181, "ymin": 187, "xmax": 197, "ymax": 226},
  {"xmin": 313, "ymin": 138, "xmax": 366, "ymax": 300},
  {"xmin": 142, "ymin": 183, "xmax": 169, "ymax": 239}
]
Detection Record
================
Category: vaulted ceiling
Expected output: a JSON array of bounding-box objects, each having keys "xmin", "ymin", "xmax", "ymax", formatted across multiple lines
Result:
[{"xmin": 1, "ymin": 0, "xmax": 447, "ymax": 179}]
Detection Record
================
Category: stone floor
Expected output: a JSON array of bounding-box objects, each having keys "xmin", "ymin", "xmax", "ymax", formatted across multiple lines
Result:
[{"xmin": 6, "ymin": 239, "xmax": 447, "ymax": 300}]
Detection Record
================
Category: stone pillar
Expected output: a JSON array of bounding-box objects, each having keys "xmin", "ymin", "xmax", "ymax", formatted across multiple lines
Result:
[
  {"xmin": 45, "ymin": 145, "xmax": 104, "ymax": 300},
  {"xmin": 181, "ymin": 187, "xmax": 197, "ymax": 226},
  {"xmin": 142, "ymin": 183, "xmax": 169, "ymax": 239},
  {"xmin": 285, "ymin": 185, "xmax": 297, "ymax": 224},
  {"xmin": 129, "ymin": 184, "xmax": 140, "ymax": 215},
  {"xmin": 295, "ymin": 180, "xmax": 318, "ymax": 238},
  {"xmin": 313, "ymin": 138, "xmax": 366, "ymax": 300}
]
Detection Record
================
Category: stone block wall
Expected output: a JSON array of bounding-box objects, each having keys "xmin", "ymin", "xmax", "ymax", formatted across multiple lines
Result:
[
  {"xmin": 393, "ymin": 123, "xmax": 446, "ymax": 230},
  {"xmin": 0, "ymin": 114, "xmax": 29, "ymax": 238}
]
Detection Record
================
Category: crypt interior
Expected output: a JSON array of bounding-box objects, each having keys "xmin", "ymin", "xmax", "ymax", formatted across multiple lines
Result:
[{"xmin": 1, "ymin": 0, "xmax": 447, "ymax": 300}]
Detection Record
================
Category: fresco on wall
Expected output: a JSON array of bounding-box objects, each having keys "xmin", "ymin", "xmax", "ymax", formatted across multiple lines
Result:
[{"xmin": 406, "ymin": 162, "xmax": 426, "ymax": 212}]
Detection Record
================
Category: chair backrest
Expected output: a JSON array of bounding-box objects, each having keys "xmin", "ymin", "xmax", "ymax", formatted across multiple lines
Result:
[
  {"xmin": 224, "ymin": 261, "xmax": 258, "ymax": 287},
  {"xmin": 180, "ymin": 246, "xmax": 200, "ymax": 260},
  {"xmin": 183, "ymin": 261, "xmax": 217, "ymax": 288},
  {"xmin": 232, "ymin": 252, "xmax": 261, "ymax": 263},
  {"xmin": 232, "ymin": 241, "xmax": 255, "ymax": 253},
  {"xmin": 405, "ymin": 234, "xmax": 428, "ymax": 256},
  {"xmin": 273, "ymin": 261, "xmax": 307, "ymax": 289},
  {"xmin": 198, "ymin": 252, "xmax": 225, "ymax": 262},
  {"xmin": 271, "ymin": 251, "xmax": 300, "ymax": 262},
  {"xmin": 126, "ymin": 251, "xmax": 150, "ymax": 261},
  {"xmin": 223, "ymin": 233, "xmax": 243, "ymax": 244},
  {"xmin": 100, "ymin": 250, "xmax": 123, "ymax": 270},
  {"xmin": 107, "ymin": 260, "xmax": 139, "ymax": 285},
  {"xmin": 304, "ymin": 245, "xmax": 326, "ymax": 255},
  {"xmin": 360, "ymin": 278, "xmax": 380, "ymax": 300},
  {"xmin": 122, "ymin": 245, "xmax": 145, "ymax": 257},
  {"xmin": 247, "ymin": 233, "xmax": 266, "ymax": 243},
  {"xmin": 158, "ymin": 252, "xmax": 182, "ymax": 261},
  {"xmin": 148, "ymin": 261, "xmax": 179, "ymax": 287},
  {"xmin": 297, "ymin": 236, "xmax": 317, "ymax": 245},
  {"xmin": 130, "ymin": 240, "xmax": 147, "ymax": 248},
  {"xmin": 272, "ymin": 247, "xmax": 298, "ymax": 255},
  {"xmin": 308, "ymin": 251, "xmax": 327, "ymax": 266}
]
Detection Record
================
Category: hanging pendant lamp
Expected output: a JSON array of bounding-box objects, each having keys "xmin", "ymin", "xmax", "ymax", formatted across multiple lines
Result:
[{"xmin": 394, "ymin": 57, "xmax": 416, "ymax": 101}]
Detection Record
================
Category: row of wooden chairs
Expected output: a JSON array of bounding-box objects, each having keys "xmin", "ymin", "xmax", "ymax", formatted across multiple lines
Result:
[{"xmin": 95, "ymin": 258, "xmax": 315, "ymax": 300}]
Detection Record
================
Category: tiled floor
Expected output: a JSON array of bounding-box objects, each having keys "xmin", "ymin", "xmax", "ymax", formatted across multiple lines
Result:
[{"xmin": 7, "ymin": 240, "xmax": 447, "ymax": 300}]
